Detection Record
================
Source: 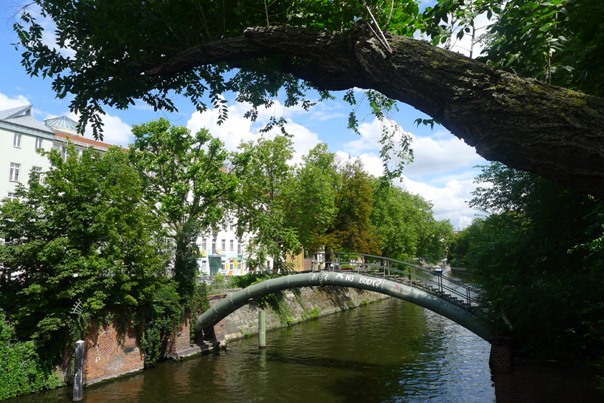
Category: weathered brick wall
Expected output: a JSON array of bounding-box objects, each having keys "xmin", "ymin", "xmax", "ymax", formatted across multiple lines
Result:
[
  {"xmin": 84, "ymin": 324, "xmax": 143, "ymax": 385},
  {"xmin": 165, "ymin": 316, "xmax": 214, "ymax": 359}
]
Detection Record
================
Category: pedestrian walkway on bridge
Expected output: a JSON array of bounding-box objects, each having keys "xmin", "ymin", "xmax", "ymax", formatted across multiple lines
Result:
[{"xmin": 196, "ymin": 253, "xmax": 495, "ymax": 341}]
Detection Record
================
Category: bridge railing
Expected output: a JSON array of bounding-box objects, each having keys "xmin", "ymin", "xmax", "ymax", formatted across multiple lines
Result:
[{"xmin": 312, "ymin": 252, "xmax": 481, "ymax": 308}]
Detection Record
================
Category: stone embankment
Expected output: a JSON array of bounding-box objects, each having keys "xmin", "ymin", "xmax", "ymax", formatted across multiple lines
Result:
[
  {"xmin": 81, "ymin": 286, "xmax": 387, "ymax": 384},
  {"xmin": 208, "ymin": 286, "xmax": 387, "ymax": 347}
]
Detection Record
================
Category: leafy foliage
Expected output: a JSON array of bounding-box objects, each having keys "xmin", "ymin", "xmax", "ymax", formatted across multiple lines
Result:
[
  {"xmin": 371, "ymin": 180, "xmax": 453, "ymax": 263},
  {"xmin": 13, "ymin": 0, "xmax": 419, "ymax": 135},
  {"xmin": 139, "ymin": 280, "xmax": 183, "ymax": 367},
  {"xmin": 462, "ymin": 163, "xmax": 604, "ymax": 361},
  {"xmin": 422, "ymin": 0, "xmax": 495, "ymax": 57},
  {"xmin": 326, "ymin": 159, "xmax": 381, "ymax": 255},
  {"xmin": 129, "ymin": 118, "xmax": 237, "ymax": 301},
  {"xmin": 0, "ymin": 310, "xmax": 62, "ymax": 400},
  {"xmin": 285, "ymin": 143, "xmax": 339, "ymax": 254},
  {"xmin": 13, "ymin": 0, "xmax": 422, "ymax": 180},
  {"xmin": 233, "ymin": 135, "xmax": 300, "ymax": 272},
  {"xmin": 0, "ymin": 146, "xmax": 168, "ymax": 358},
  {"xmin": 423, "ymin": 0, "xmax": 604, "ymax": 96}
]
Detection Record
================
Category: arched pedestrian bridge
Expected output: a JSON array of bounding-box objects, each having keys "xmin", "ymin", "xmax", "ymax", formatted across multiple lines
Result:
[{"xmin": 196, "ymin": 254, "xmax": 495, "ymax": 341}]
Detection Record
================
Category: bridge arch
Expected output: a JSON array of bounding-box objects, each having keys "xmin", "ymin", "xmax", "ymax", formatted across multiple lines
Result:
[{"xmin": 196, "ymin": 271, "xmax": 494, "ymax": 341}]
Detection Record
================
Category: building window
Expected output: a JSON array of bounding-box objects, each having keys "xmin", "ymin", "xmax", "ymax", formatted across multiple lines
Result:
[
  {"xmin": 211, "ymin": 239, "xmax": 216, "ymax": 254},
  {"xmin": 237, "ymin": 241, "xmax": 242, "ymax": 255},
  {"xmin": 201, "ymin": 260, "xmax": 207, "ymax": 273},
  {"xmin": 61, "ymin": 146, "xmax": 67, "ymax": 161},
  {"xmin": 201, "ymin": 238, "xmax": 206, "ymax": 251},
  {"xmin": 9, "ymin": 163, "xmax": 20, "ymax": 182},
  {"xmin": 229, "ymin": 239, "xmax": 234, "ymax": 251},
  {"xmin": 13, "ymin": 133, "xmax": 21, "ymax": 148},
  {"xmin": 31, "ymin": 166, "xmax": 43, "ymax": 183},
  {"xmin": 7, "ymin": 192, "xmax": 16, "ymax": 201},
  {"xmin": 35, "ymin": 137, "xmax": 43, "ymax": 150}
]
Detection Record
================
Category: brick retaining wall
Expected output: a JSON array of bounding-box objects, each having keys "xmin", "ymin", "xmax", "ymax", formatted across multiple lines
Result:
[{"xmin": 83, "ymin": 324, "xmax": 144, "ymax": 385}]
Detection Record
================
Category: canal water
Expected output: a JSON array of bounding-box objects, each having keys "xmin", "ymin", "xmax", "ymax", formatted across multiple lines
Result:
[{"xmin": 21, "ymin": 298, "xmax": 495, "ymax": 402}]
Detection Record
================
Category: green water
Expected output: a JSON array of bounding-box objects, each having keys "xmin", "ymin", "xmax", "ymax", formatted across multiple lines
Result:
[{"xmin": 19, "ymin": 298, "xmax": 495, "ymax": 402}]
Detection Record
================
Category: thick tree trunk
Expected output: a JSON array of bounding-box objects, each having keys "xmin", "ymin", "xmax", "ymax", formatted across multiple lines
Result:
[{"xmin": 149, "ymin": 26, "xmax": 604, "ymax": 199}]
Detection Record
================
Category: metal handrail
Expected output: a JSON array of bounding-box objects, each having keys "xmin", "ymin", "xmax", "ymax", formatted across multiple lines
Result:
[{"xmin": 313, "ymin": 252, "xmax": 481, "ymax": 309}]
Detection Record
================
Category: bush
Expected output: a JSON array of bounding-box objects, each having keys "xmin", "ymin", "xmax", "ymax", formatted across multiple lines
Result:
[
  {"xmin": 0, "ymin": 311, "xmax": 62, "ymax": 400},
  {"xmin": 140, "ymin": 282, "xmax": 184, "ymax": 367},
  {"xmin": 211, "ymin": 273, "xmax": 226, "ymax": 291}
]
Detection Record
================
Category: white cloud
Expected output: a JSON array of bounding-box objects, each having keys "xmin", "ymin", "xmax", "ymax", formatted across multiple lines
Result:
[
  {"xmin": 405, "ymin": 130, "xmax": 486, "ymax": 179},
  {"xmin": 337, "ymin": 116, "xmax": 486, "ymax": 229},
  {"xmin": 96, "ymin": 114, "xmax": 133, "ymax": 147},
  {"xmin": 0, "ymin": 93, "xmax": 29, "ymax": 109},
  {"xmin": 448, "ymin": 12, "xmax": 491, "ymax": 58},
  {"xmin": 343, "ymin": 117, "xmax": 411, "ymax": 155},
  {"xmin": 413, "ymin": 7, "xmax": 491, "ymax": 59},
  {"xmin": 341, "ymin": 117, "xmax": 485, "ymax": 179},
  {"xmin": 305, "ymin": 102, "xmax": 348, "ymax": 122},
  {"xmin": 66, "ymin": 111, "xmax": 133, "ymax": 147},
  {"xmin": 343, "ymin": 118, "xmax": 381, "ymax": 154},
  {"xmin": 334, "ymin": 151, "xmax": 384, "ymax": 178},
  {"xmin": 401, "ymin": 175, "xmax": 484, "ymax": 230},
  {"xmin": 187, "ymin": 101, "xmax": 486, "ymax": 230},
  {"xmin": 187, "ymin": 101, "xmax": 321, "ymax": 164}
]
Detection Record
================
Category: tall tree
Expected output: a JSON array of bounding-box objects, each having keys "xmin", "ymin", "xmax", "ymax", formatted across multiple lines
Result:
[
  {"xmin": 327, "ymin": 159, "xmax": 380, "ymax": 255},
  {"xmin": 285, "ymin": 143, "xmax": 339, "ymax": 254},
  {"xmin": 129, "ymin": 118, "xmax": 237, "ymax": 300},
  {"xmin": 232, "ymin": 135, "xmax": 300, "ymax": 272},
  {"xmin": 13, "ymin": 0, "xmax": 604, "ymax": 198},
  {"xmin": 372, "ymin": 180, "xmax": 450, "ymax": 262}
]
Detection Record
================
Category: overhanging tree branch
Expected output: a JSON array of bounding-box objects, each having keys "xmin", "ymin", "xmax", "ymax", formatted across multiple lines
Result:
[{"xmin": 145, "ymin": 25, "xmax": 604, "ymax": 199}]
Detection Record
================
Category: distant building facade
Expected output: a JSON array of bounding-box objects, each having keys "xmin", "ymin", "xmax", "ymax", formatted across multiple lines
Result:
[
  {"xmin": 196, "ymin": 212, "xmax": 278, "ymax": 277},
  {"xmin": 0, "ymin": 105, "xmax": 113, "ymax": 201}
]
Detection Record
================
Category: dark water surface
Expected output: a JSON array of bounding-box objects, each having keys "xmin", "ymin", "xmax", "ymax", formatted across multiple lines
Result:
[{"xmin": 20, "ymin": 298, "xmax": 495, "ymax": 402}]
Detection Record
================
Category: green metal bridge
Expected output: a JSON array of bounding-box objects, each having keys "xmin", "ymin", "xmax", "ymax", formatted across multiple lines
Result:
[{"xmin": 196, "ymin": 253, "xmax": 494, "ymax": 341}]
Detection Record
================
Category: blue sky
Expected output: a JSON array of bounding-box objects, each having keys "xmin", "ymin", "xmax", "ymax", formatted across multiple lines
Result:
[{"xmin": 0, "ymin": 1, "xmax": 487, "ymax": 229}]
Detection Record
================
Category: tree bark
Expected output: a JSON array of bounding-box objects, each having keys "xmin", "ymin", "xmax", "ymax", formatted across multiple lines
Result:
[{"xmin": 148, "ymin": 26, "xmax": 604, "ymax": 199}]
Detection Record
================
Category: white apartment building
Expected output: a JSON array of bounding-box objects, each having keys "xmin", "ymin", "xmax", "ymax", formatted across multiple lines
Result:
[
  {"xmin": 195, "ymin": 214, "xmax": 273, "ymax": 277},
  {"xmin": 0, "ymin": 105, "xmax": 55, "ymax": 200},
  {"xmin": 0, "ymin": 104, "xmax": 112, "ymax": 201}
]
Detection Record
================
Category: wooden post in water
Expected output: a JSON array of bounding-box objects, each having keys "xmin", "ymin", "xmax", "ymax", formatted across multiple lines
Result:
[
  {"xmin": 73, "ymin": 340, "xmax": 85, "ymax": 401},
  {"xmin": 258, "ymin": 310, "xmax": 266, "ymax": 348}
]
